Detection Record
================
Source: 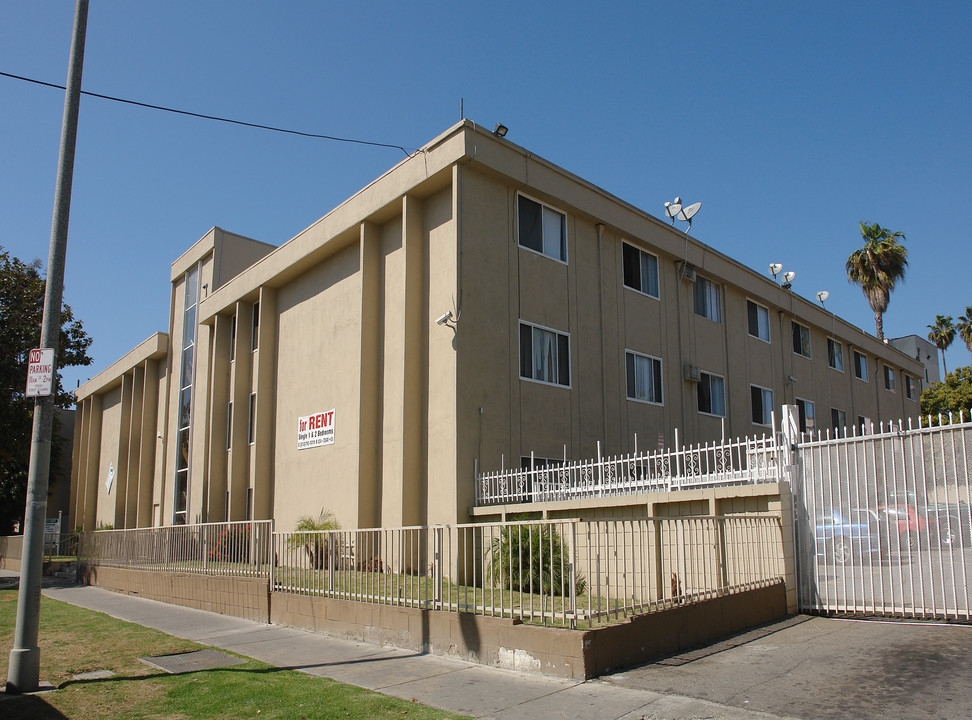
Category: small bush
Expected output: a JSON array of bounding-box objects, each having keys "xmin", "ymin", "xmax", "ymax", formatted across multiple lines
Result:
[
  {"xmin": 487, "ymin": 522, "xmax": 586, "ymax": 596},
  {"xmin": 208, "ymin": 525, "xmax": 250, "ymax": 562}
]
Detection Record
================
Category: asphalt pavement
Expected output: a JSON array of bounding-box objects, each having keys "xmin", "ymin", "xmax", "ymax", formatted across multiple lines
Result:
[{"xmin": 3, "ymin": 570, "xmax": 971, "ymax": 719}]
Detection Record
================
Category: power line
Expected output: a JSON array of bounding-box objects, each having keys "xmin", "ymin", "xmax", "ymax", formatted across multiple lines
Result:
[{"xmin": 1, "ymin": 70, "xmax": 414, "ymax": 156}]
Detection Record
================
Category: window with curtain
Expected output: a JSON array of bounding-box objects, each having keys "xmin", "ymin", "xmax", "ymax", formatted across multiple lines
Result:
[
  {"xmin": 693, "ymin": 277, "xmax": 722, "ymax": 322},
  {"xmin": 698, "ymin": 372, "xmax": 726, "ymax": 416},
  {"xmin": 625, "ymin": 351, "xmax": 663, "ymax": 404},
  {"xmin": 519, "ymin": 322, "xmax": 570, "ymax": 386}
]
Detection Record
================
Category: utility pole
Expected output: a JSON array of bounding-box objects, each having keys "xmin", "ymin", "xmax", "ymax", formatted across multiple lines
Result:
[{"xmin": 7, "ymin": 0, "xmax": 88, "ymax": 694}]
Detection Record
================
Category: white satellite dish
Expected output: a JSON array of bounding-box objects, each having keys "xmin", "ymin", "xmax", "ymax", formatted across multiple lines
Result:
[
  {"xmin": 664, "ymin": 200, "xmax": 682, "ymax": 222},
  {"xmin": 816, "ymin": 291, "xmax": 830, "ymax": 304},
  {"xmin": 677, "ymin": 202, "xmax": 701, "ymax": 222},
  {"xmin": 782, "ymin": 271, "xmax": 796, "ymax": 283},
  {"xmin": 768, "ymin": 263, "xmax": 783, "ymax": 278}
]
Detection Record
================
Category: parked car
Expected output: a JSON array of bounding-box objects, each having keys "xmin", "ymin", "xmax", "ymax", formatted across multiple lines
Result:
[
  {"xmin": 815, "ymin": 509, "xmax": 884, "ymax": 565},
  {"xmin": 876, "ymin": 504, "xmax": 930, "ymax": 551}
]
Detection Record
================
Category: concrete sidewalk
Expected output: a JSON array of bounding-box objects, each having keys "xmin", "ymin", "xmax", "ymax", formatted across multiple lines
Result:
[{"xmin": 0, "ymin": 570, "xmax": 794, "ymax": 720}]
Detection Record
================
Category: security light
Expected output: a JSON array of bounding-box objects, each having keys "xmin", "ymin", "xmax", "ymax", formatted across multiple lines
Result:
[
  {"xmin": 435, "ymin": 311, "xmax": 453, "ymax": 326},
  {"xmin": 493, "ymin": 123, "xmax": 508, "ymax": 137}
]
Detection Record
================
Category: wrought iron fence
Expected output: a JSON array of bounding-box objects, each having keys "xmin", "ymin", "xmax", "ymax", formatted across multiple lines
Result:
[
  {"xmin": 272, "ymin": 515, "xmax": 784, "ymax": 628},
  {"xmin": 476, "ymin": 432, "xmax": 780, "ymax": 506},
  {"xmin": 79, "ymin": 520, "xmax": 273, "ymax": 577}
]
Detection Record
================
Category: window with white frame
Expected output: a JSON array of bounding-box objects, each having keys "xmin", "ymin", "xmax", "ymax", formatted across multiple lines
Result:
[
  {"xmin": 796, "ymin": 398, "xmax": 816, "ymax": 434},
  {"xmin": 883, "ymin": 365, "xmax": 896, "ymax": 391},
  {"xmin": 747, "ymin": 300, "xmax": 770, "ymax": 341},
  {"xmin": 905, "ymin": 375, "xmax": 917, "ymax": 400},
  {"xmin": 693, "ymin": 276, "xmax": 722, "ymax": 322},
  {"xmin": 622, "ymin": 242, "xmax": 659, "ymax": 297},
  {"xmin": 853, "ymin": 351, "xmax": 868, "ymax": 381},
  {"xmin": 697, "ymin": 371, "xmax": 726, "ymax": 416},
  {"xmin": 625, "ymin": 351, "xmax": 663, "ymax": 404},
  {"xmin": 792, "ymin": 321, "xmax": 811, "ymax": 358},
  {"xmin": 750, "ymin": 384, "xmax": 774, "ymax": 426},
  {"xmin": 827, "ymin": 338, "xmax": 844, "ymax": 371},
  {"xmin": 251, "ymin": 302, "xmax": 260, "ymax": 351},
  {"xmin": 517, "ymin": 194, "xmax": 566, "ymax": 262},
  {"xmin": 519, "ymin": 322, "xmax": 570, "ymax": 386}
]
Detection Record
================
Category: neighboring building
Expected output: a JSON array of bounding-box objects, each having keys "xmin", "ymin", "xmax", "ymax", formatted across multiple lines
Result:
[
  {"xmin": 70, "ymin": 121, "xmax": 924, "ymax": 533},
  {"xmin": 889, "ymin": 334, "xmax": 941, "ymax": 390}
]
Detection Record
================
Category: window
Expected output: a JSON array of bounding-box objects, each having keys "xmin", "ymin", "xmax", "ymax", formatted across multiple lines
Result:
[
  {"xmin": 831, "ymin": 408, "xmax": 847, "ymax": 434},
  {"xmin": 853, "ymin": 351, "xmax": 868, "ymax": 381},
  {"xmin": 518, "ymin": 195, "xmax": 566, "ymax": 262},
  {"xmin": 857, "ymin": 416, "xmax": 873, "ymax": 434},
  {"xmin": 747, "ymin": 300, "xmax": 770, "ymax": 341},
  {"xmin": 883, "ymin": 365, "xmax": 896, "ymax": 391},
  {"xmin": 791, "ymin": 321, "xmax": 811, "ymax": 358},
  {"xmin": 827, "ymin": 338, "xmax": 843, "ymax": 371},
  {"xmin": 226, "ymin": 402, "xmax": 233, "ymax": 450},
  {"xmin": 796, "ymin": 398, "xmax": 816, "ymax": 434},
  {"xmin": 625, "ymin": 351, "xmax": 663, "ymax": 404},
  {"xmin": 248, "ymin": 393, "xmax": 256, "ymax": 445},
  {"xmin": 905, "ymin": 375, "xmax": 917, "ymax": 400},
  {"xmin": 693, "ymin": 277, "xmax": 722, "ymax": 322},
  {"xmin": 519, "ymin": 322, "xmax": 570, "ymax": 386},
  {"xmin": 229, "ymin": 314, "xmax": 237, "ymax": 362},
  {"xmin": 251, "ymin": 302, "xmax": 260, "ymax": 351},
  {"xmin": 622, "ymin": 243, "xmax": 659, "ymax": 297},
  {"xmin": 698, "ymin": 372, "xmax": 726, "ymax": 416},
  {"xmin": 751, "ymin": 384, "xmax": 774, "ymax": 426}
]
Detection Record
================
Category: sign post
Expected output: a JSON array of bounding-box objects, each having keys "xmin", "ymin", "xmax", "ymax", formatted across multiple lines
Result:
[{"xmin": 7, "ymin": 0, "xmax": 88, "ymax": 695}]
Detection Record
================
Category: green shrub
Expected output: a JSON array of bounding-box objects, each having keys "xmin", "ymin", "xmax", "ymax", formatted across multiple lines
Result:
[
  {"xmin": 486, "ymin": 522, "xmax": 585, "ymax": 596},
  {"xmin": 287, "ymin": 508, "xmax": 340, "ymax": 569}
]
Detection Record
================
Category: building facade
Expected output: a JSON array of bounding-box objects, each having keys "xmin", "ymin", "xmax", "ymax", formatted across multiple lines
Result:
[{"xmin": 70, "ymin": 121, "xmax": 924, "ymax": 532}]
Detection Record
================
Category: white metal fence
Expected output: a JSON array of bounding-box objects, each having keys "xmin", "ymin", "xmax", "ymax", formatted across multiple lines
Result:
[
  {"xmin": 79, "ymin": 520, "xmax": 273, "ymax": 577},
  {"xmin": 272, "ymin": 515, "xmax": 784, "ymax": 628},
  {"xmin": 476, "ymin": 432, "xmax": 781, "ymax": 506},
  {"xmin": 793, "ymin": 413, "xmax": 972, "ymax": 621}
]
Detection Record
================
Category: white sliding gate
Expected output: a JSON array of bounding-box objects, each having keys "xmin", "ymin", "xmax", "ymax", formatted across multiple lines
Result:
[{"xmin": 791, "ymin": 414, "xmax": 971, "ymax": 620}]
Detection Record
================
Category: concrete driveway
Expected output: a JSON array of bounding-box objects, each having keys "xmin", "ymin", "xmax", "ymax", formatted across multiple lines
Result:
[{"xmin": 604, "ymin": 614, "xmax": 972, "ymax": 720}]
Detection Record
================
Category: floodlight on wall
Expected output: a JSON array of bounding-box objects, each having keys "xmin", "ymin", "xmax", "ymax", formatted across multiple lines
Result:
[
  {"xmin": 435, "ymin": 311, "xmax": 453, "ymax": 326},
  {"xmin": 493, "ymin": 123, "xmax": 508, "ymax": 137}
]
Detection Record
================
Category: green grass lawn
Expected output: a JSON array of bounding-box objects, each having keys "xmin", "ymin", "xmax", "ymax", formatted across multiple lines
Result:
[{"xmin": 0, "ymin": 588, "xmax": 469, "ymax": 720}]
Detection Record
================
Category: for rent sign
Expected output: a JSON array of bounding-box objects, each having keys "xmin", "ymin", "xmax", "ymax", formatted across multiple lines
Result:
[
  {"xmin": 297, "ymin": 409, "xmax": 335, "ymax": 450},
  {"xmin": 26, "ymin": 348, "xmax": 55, "ymax": 397}
]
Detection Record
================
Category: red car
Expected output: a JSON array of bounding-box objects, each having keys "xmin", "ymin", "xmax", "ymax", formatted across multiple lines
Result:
[{"xmin": 876, "ymin": 504, "xmax": 931, "ymax": 550}]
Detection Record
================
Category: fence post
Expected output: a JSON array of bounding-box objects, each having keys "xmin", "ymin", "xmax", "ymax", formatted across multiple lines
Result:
[
  {"xmin": 597, "ymin": 441, "xmax": 603, "ymax": 497},
  {"xmin": 567, "ymin": 521, "xmax": 577, "ymax": 629},
  {"xmin": 780, "ymin": 404, "xmax": 801, "ymax": 614}
]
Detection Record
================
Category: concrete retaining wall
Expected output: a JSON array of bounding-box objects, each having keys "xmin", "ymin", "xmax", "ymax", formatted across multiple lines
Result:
[
  {"xmin": 272, "ymin": 581, "xmax": 787, "ymax": 679},
  {"xmin": 78, "ymin": 565, "xmax": 269, "ymax": 622},
  {"xmin": 0, "ymin": 535, "xmax": 23, "ymax": 572},
  {"xmin": 74, "ymin": 565, "xmax": 786, "ymax": 679}
]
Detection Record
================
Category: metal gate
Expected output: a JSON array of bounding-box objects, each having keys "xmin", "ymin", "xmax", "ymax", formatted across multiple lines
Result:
[{"xmin": 791, "ymin": 414, "xmax": 971, "ymax": 621}]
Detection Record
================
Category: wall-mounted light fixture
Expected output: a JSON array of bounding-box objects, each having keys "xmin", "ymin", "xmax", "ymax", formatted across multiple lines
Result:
[{"xmin": 493, "ymin": 123, "xmax": 508, "ymax": 137}]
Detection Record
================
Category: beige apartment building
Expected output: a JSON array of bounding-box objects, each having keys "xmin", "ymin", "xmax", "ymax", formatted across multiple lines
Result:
[{"xmin": 69, "ymin": 120, "xmax": 923, "ymax": 533}]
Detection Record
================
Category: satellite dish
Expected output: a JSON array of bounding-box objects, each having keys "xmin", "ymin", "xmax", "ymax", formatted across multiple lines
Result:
[
  {"xmin": 817, "ymin": 291, "xmax": 830, "ymax": 304},
  {"xmin": 664, "ymin": 201, "xmax": 682, "ymax": 221},
  {"xmin": 768, "ymin": 263, "xmax": 783, "ymax": 277},
  {"xmin": 782, "ymin": 271, "xmax": 796, "ymax": 283},
  {"xmin": 677, "ymin": 202, "xmax": 701, "ymax": 222}
]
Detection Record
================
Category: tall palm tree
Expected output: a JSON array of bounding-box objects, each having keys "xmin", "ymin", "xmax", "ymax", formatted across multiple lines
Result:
[
  {"xmin": 958, "ymin": 306, "xmax": 972, "ymax": 366},
  {"xmin": 927, "ymin": 315, "xmax": 956, "ymax": 375},
  {"xmin": 846, "ymin": 221, "xmax": 907, "ymax": 340}
]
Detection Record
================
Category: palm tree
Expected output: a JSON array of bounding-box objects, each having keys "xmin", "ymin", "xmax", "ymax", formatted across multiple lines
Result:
[
  {"xmin": 927, "ymin": 315, "xmax": 956, "ymax": 375},
  {"xmin": 958, "ymin": 306, "xmax": 972, "ymax": 365},
  {"xmin": 846, "ymin": 222, "xmax": 907, "ymax": 340}
]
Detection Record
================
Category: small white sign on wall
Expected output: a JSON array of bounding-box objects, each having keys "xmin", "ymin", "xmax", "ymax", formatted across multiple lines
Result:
[
  {"xmin": 297, "ymin": 409, "xmax": 335, "ymax": 450},
  {"xmin": 105, "ymin": 462, "xmax": 115, "ymax": 493}
]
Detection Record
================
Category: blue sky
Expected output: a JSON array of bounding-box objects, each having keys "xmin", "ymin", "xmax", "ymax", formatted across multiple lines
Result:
[{"xmin": 2, "ymin": 1, "xmax": 970, "ymax": 393}]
